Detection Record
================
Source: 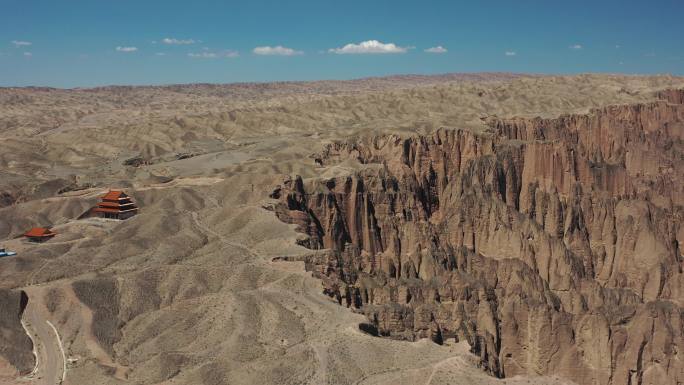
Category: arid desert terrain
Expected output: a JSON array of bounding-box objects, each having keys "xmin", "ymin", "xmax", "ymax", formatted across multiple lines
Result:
[{"xmin": 0, "ymin": 73, "xmax": 683, "ymax": 385}]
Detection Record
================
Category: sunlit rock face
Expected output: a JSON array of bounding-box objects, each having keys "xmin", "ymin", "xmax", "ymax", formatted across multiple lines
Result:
[{"xmin": 272, "ymin": 90, "xmax": 684, "ymax": 385}]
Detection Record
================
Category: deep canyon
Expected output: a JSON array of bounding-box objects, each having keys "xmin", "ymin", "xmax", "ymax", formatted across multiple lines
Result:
[
  {"xmin": 2, "ymin": 75, "xmax": 684, "ymax": 385},
  {"xmin": 272, "ymin": 89, "xmax": 684, "ymax": 385}
]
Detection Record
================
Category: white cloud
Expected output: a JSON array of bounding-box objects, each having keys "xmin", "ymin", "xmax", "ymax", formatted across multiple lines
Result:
[
  {"xmin": 162, "ymin": 38, "xmax": 196, "ymax": 45},
  {"xmin": 116, "ymin": 46, "xmax": 138, "ymax": 52},
  {"xmin": 253, "ymin": 45, "xmax": 303, "ymax": 56},
  {"xmin": 425, "ymin": 46, "xmax": 447, "ymax": 54},
  {"xmin": 188, "ymin": 50, "xmax": 238, "ymax": 59},
  {"xmin": 505, "ymin": 51, "xmax": 517, "ymax": 56},
  {"xmin": 329, "ymin": 40, "xmax": 409, "ymax": 54},
  {"xmin": 23, "ymin": 52, "xmax": 32, "ymax": 57},
  {"xmin": 188, "ymin": 52, "xmax": 217, "ymax": 58},
  {"xmin": 155, "ymin": 52, "xmax": 167, "ymax": 56},
  {"xmin": 11, "ymin": 40, "xmax": 32, "ymax": 47},
  {"xmin": 569, "ymin": 44, "xmax": 583, "ymax": 50}
]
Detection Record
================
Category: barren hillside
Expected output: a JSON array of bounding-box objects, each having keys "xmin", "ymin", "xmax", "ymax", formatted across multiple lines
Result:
[{"xmin": 0, "ymin": 73, "xmax": 683, "ymax": 385}]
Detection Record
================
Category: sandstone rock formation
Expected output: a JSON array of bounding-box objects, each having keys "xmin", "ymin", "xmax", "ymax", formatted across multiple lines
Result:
[
  {"xmin": 272, "ymin": 90, "xmax": 684, "ymax": 385},
  {"xmin": 3, "ymin": 74, "xmax": 684, "ymax": 385}
]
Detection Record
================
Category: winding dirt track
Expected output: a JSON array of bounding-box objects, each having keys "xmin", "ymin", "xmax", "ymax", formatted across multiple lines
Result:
[{"xmin": 21, "ymin": 289, "xmax": 65, "ymax": 385}]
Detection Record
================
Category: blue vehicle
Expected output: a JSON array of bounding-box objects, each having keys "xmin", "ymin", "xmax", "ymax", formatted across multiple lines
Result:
[{"xmin": 0, "ymin": 248, "xmax": 17, "ymax": 257}]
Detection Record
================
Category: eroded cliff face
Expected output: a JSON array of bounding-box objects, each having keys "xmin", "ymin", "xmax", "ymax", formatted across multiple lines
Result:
[
  {"xmin": 271, "ymin": 90, "xmax": 684, "ymax": 385},
  {"xmin": 0, "ymin": 289, "xmax": 33, "ymax": 375}
]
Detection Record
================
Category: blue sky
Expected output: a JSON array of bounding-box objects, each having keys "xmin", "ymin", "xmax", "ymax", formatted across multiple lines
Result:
[{"xmin": 1, "ymin": 0, "xmax": 682, "ymax": 87}]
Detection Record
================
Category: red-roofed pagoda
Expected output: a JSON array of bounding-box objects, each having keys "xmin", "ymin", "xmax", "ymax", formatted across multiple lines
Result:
[
  {"xmin": 24, "ymin": 227, "xmax": 56, "ymax": 242},
  {"xmin": 94, "ymin": 190, "xmax": 139, "ymax": 220}
]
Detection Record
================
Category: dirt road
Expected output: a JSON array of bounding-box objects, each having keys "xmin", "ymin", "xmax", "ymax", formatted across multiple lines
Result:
[{"xmin": 21, "ymin": 290, "xmax": 65, "ymax": 385}]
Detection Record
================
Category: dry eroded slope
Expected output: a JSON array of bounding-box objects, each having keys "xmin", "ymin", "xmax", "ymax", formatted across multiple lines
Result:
[{"xmin": 0, "ymin": 74, "xmax": 683, "ymax": 385}]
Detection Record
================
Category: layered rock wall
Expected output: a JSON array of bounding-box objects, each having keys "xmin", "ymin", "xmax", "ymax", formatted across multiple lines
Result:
[{"xmin": 271, "ymin": 91, "xmax": 684, "ymax": 384}]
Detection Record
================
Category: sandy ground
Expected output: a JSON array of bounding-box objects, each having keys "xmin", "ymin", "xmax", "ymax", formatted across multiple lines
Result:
[{"xmin": 1, "ymin": 73, "xmax": 683, "ymax": 385}]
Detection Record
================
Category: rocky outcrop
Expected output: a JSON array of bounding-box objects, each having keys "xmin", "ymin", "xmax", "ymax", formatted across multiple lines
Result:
[
  {"xmin": 271, "ymin": 90, "xmax": 684, "ymax": 385},
  {"xmin": 0, "ymin": 289, "xmax": 34, "ymax": 374}
]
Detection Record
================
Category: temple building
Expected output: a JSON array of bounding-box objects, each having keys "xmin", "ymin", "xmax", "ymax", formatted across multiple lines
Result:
[
  {"xmin": 94, "ymin": 190, "xmax": 139, "ymax": 220},
  {"xmin": 23, "ymin": 227, "xmax": 56, "ymax": 242}
]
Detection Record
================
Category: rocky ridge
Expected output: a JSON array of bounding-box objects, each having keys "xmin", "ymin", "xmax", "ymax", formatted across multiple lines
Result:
[{"xmin": 271, "ymin": 90, "xmax": 684, "ymax": 385}]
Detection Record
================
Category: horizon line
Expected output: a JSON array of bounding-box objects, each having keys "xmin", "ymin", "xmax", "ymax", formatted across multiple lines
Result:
[{"xmin": 1, "ymin": 71, "xmax": 683, "ymax": 91}]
